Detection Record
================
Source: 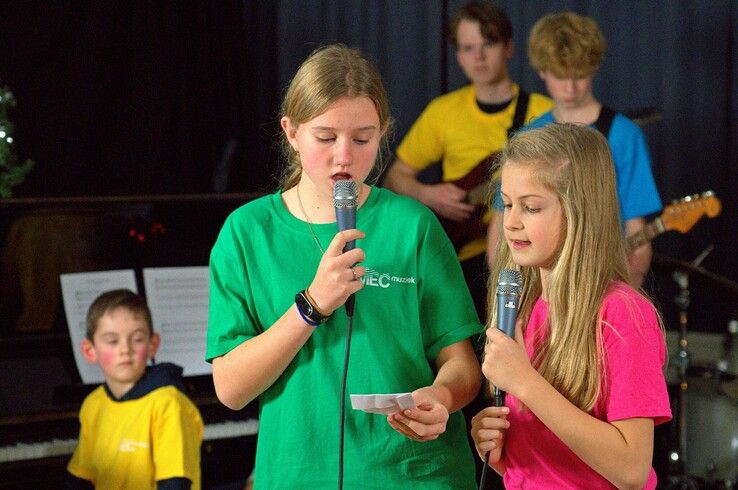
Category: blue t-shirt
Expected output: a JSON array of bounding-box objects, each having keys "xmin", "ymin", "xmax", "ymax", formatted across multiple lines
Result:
[{"xmin": 525, "ymin": 111, "xmax": 662, "ymax": 222}]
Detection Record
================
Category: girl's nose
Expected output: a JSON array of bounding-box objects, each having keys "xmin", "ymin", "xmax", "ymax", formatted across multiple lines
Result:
[
  {"xmin": 334, "ymin": 139, "xmax": 352, "ymax": 166},
  {"xmin": 504, "ymin": 206, "xmax": 522, "ymax": 230}
]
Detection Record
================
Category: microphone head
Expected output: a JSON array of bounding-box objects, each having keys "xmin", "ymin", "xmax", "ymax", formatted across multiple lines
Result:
[
  {"xmin": 497, "ymin": 269, "xmax": 522, "ymax": 295},
  {"xmin": 333, "ymin": 179, "xmax": 358, "ymax": 209}
]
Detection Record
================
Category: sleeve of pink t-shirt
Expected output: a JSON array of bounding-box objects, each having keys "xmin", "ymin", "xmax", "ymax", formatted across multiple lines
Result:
[{"xmin": 598, "ymin": 285, "xmax": 672, "ymax": 426}]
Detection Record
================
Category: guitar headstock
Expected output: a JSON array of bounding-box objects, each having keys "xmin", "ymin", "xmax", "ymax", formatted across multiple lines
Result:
[{"xmin": 662, "ymin": 191, "xmax": 722, "ymax": 233}]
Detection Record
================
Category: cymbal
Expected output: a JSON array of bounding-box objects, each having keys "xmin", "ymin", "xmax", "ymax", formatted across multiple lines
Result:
[{"xmin": 652, "ymin": 254, "xmax": 738, "ymax": 299}]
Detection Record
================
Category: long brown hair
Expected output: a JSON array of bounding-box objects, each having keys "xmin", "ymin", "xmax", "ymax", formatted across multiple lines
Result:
[
  {"xmin": 488, "ymin": 123, "xmax": 634, "ymax": 411},
  {"xmin": 278, "ymin": 44, "xmax": 393, "ymax": 190}
]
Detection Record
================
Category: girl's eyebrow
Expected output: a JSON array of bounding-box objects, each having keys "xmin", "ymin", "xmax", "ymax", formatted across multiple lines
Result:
[
  {"xmin": 311, "ymin": 125, "xmax": 378, "ymax": 131},
  {"xmin": 501, "ymin": 191, "xmax": 547, "ymax": 199}
]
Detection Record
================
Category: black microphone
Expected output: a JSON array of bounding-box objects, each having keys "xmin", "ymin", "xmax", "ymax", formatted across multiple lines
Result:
[
  {"xmin": 334, "ymin": 179, "xmax": 358, "ymax": 316},
  {"xmin": 494, "ymin": 268, "xmax": 522, "ymax": 406}
]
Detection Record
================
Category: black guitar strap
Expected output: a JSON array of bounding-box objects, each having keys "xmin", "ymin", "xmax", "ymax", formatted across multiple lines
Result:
[
  {"xmin": 594, "ymin": 105, "xmax": 616, "ymax": 137},
  {"xmin": 507, "ymin": 90, "xmax": 530, "ymax": 137}
]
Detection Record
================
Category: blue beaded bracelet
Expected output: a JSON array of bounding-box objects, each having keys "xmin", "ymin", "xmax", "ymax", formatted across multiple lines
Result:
[{"xmin": 296, "ymin": 304, "xmax": 320, "ymax": 327}]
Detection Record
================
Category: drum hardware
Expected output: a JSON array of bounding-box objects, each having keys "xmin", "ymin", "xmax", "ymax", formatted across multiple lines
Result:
[
  {"xmin": 663, "ymin": 247, "xmax": 713, "ymax": 490},
  {"xmin": 662, "ymin": 247, "xmax": 738, "ymax": 489}
]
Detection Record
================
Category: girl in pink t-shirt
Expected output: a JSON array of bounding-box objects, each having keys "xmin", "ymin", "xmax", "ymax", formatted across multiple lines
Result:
[{"xmin": 472, "ymin": 123, "xmax": 671, "ymax": 489}]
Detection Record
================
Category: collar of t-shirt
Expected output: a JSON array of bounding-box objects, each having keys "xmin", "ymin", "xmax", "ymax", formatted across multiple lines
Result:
[{"xmin": 476, "ymin": 97, "xmax": 514, "ymax": 114}]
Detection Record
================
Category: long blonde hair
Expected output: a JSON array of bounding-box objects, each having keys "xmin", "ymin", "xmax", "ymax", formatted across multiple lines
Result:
[
  {"xmin": 279, "ymin": 44, "xmax": 394, "ymax": 190},
  {"xmin": 488, "ymin": 123, "xmax": 631, "ymax": 411}
]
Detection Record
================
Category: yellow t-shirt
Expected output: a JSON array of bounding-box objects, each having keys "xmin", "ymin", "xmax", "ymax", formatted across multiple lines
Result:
[
  {"xmin": 67, "ymin": 384, "xmax": 204, "ymax": 489},
  {"xmin": 396, "ymin": 84, "xmax": 553, "ymax": 261}
]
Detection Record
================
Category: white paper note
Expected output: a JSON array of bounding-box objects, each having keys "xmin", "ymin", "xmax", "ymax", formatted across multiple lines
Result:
[
  {"xmin": 60, "ymin": 269, "xmax": 138, "ymax": 384},
  {"xmin": 350, "ymin": 392, "xmax": 416, "ymax": 415},
  {"xmin": 143, "ymin": 266, "xmax": 211, "ymax": 376}
]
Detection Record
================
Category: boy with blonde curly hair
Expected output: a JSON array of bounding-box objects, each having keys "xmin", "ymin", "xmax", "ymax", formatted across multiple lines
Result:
[{"xmin": 523, "ymin": 12, "xmax": 662, "ymax": 288}]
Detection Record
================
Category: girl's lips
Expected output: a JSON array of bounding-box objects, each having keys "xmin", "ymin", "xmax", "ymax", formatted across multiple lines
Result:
[
  {"xmin": 510, "ymin": 239, "xmax": 530, "ymax": 249},
  {"xmin": 332, "ymin": 173, "xmax": 352, "ymax": 182}
]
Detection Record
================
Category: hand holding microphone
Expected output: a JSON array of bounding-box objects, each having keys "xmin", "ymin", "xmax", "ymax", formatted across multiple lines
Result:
[
  {"xmin": 305, "ymin": 180, "xmax": 364, "ymax": 318},
  {"xmin": 478, "ymin": 269, "xmax": 521, "ymax": 488}
]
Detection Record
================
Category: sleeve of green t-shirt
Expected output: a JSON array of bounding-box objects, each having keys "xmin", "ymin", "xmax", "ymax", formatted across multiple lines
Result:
[
  {"xmin": 206, "ymin": 215, "xmax": 260, "ymax": 362},
  {"xmin": 416, "ymin": 214, "xmax": 483, "ymax": 359}
]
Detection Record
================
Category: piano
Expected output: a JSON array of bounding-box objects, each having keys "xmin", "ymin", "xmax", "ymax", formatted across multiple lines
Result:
[{"xmin": 0, "ymin": 193, "xmax": 262, "ymax": 488}]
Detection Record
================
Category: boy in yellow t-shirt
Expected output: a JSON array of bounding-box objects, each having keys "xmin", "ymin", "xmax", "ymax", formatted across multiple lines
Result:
[
  {"xmin": 383, "ymin": 1, "xmax": 552, "ymax": 323},
  {"xmin": 66, "ymin": 289, "xmax": 203, "ymax": 489}
]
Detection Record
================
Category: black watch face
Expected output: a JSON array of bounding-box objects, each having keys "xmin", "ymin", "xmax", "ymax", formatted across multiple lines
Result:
[
  {"xmin": 296, "ymin": 291, "xmax": 319, "ymax": 321},
  {"xmin": 303, "ymin": 297, "xmax": 314, "ymax": 315}
]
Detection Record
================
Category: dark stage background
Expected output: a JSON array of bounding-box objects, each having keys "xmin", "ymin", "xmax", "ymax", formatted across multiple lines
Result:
[{"xmin": 1, "ymin": 2, "xmax": 736, "ymax": 341}]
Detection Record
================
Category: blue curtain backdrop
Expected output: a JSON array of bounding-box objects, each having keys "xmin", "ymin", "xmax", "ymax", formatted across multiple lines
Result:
[
  {"xmin": 271, "ymin": 0, "xmax": 737, "ymax": 334},
  {"xmin": 1, "ymin": 1, "xmax": 735, "ymax": 332}
]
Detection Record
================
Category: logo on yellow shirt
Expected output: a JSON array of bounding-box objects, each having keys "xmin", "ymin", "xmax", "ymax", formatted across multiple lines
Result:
[{"xmin": 119, "ymin": 439, "xmax": 150, "ymax": 452}]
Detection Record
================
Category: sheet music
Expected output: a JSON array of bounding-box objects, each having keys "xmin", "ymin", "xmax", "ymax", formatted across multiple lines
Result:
[
  {"xmin": 60, "ymin": 270, "xmax": 138, "ymax": 384},
  {"xmin": 143, "ymin": 267, "xmax": 211, "ymax": 376}
]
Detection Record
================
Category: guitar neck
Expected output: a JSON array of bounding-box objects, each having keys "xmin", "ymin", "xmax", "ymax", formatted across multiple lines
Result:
[{"xmin": 626, "ymin": 217, "xmax": 665, "ymax": 252}]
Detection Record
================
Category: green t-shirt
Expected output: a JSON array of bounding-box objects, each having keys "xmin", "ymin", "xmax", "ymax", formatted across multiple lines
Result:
[{"xmin": 207, "ymin": 187, "xmax": 481, "ymax": 488}]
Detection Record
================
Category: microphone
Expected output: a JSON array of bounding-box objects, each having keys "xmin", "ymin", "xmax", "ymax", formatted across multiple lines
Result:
[
  {"xmin": 334, "ymin": 179, "xmax": 358, "ymax": 316},
  {"xmin": 494, "ymin": 268, "xmax": 522, "ymax": 406},
  {"xmin": 480, "ymin": 269, "xmax": 523, "ymax": 489},
  {"xmin": 479, "ymin": 269, "xmax": 522, "ymax": 489}
]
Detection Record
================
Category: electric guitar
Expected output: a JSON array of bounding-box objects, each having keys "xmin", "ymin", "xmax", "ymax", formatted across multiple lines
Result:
[
  {"xmin": 625, "ymin": 191, "xmax": 722, "ymax": 252},
  {"xmin": 440, "ymin": 153, "xmax": 498, "ymax": 251}
]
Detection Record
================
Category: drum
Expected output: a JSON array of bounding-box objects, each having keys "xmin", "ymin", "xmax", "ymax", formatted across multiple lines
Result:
[
  {"xmin": 682, "ymin": 366, "xmax": 738, "ymax": 488},
  {"xmin": 665, "ymin": 330, "xmax": 738, "ymax": 487}
]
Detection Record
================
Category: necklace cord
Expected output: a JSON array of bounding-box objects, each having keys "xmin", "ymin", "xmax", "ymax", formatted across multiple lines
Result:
[{"xmin": 296, "ymin": 184, "xmax": 326, "ymax": 254}]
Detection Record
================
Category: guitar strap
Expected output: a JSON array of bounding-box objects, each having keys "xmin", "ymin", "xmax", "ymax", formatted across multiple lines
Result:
[
  {"xmin": 507, "ymin": 90, "xmax": 530, "ymax": 137},
  {"xmin": 594, "ymin": 105, "xmax": 616, "ymax": 137}
]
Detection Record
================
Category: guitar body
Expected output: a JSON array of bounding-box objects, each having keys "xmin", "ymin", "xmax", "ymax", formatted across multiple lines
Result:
[{"xmin": 440, "ymin": 153, "xmax": 498, "ymax": 251}]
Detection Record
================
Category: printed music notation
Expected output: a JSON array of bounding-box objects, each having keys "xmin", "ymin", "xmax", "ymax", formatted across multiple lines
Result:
[
  {"xmin": 60, "ymin": 267, "xmax": 211, "ymax": 384},
  {"xmin": 142, "ymin": 266, "xmax": 211, "ymax": 377},
  {"xmin": 60, "ymin": 270, "xmax": 138, "ymax": 384}
]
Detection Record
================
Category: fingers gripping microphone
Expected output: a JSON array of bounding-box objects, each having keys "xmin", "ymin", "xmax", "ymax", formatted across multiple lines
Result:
[
  {"xmin": 334, "ymin": 179, "xmax": 358, "ymax": 316},
  {"xmin": 480, "ymin": 269, "xmax": 523, "ymax": 489},
  {"xmin": 479, "ymin": 270, "xmax": 522, "ymax": 489},
  {"xmin": 494, "ymin": 268, "xmax": 522, "ymax": 407}
]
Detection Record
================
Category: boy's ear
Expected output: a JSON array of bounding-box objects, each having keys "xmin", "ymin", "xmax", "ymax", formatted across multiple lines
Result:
[
  {"xmin": 504, "ymin": 40, "xmax": 514, "ymax": 60},
  {"xmin": 148, "ymin": 332, "xmax": 161, "ymax": 359},
  {"xmin": 81, "ymin": 338, "xmax": 98, "ymax": 364}
]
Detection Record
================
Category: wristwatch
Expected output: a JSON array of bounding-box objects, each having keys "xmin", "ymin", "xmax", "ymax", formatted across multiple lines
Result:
[{"xmin": 295, "ymin": 289, "xmax": 329, "ymax": 326}]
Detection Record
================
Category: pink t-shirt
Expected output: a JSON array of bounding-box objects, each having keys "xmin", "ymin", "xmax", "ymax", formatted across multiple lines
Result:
[{"xmin": 502, "ymin": 282, "xmax": 672, "ymax": 489}]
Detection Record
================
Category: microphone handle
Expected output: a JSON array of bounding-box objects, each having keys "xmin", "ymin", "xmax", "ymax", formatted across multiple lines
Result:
[
  {"xmin": 496, "ymin": 291, "xmax": 518, "ymax": 338},
  {"xmin": 345, "ymin": 295, "xmax": 355, "ymax": 316},
  {"xmin": 335, "ymin": 206, "xmax": 356, "ymax": 316},
  {"xmin": 494, "ymin": 387, "xmax": 506, "ymax": 407},
  {"xmin": 336, "ymin": 207, "xmax": 356, "ymax": 251}
]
